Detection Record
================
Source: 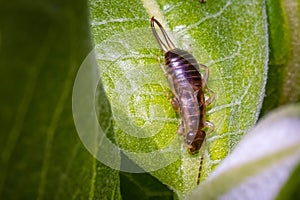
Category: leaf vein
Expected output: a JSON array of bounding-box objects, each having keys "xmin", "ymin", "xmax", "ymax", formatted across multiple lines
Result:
[{"xmin": 37, "ymin": 59, "xmax": 76, "ymax": 200}]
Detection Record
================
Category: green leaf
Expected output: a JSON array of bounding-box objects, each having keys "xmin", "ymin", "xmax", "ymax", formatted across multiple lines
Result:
[
  {"xmin": 276, "ymin": 161, "xmax": 300, "ymax": 200},
  {"xmin": 89, "ymin": 0, "xmax": 268, "ymax": 198},
  {"xmin": 119, "ymin": 172, "xmax": 174, "ymax": 200},
  {"xmin": 187, "ymin": 103, "xmax": 300, "ymax": 199},
  {"xmin": 0, "ymin": 1, "xmax": 121, "ymax": 199}
]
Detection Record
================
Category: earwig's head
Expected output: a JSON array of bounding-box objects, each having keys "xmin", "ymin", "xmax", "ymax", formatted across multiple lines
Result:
[
  {"xmin": 186, "ymin": 131, "xmax": 196, "ymax": 145},
  {"xmin": 188, "ymin": 130, "xmax": 206, "ymax": 154}
]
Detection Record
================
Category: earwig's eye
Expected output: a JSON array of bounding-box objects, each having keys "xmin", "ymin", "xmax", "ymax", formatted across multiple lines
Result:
[{"xmin": 186, "ymin": 132, "xmax": 195, "ymax": 144}]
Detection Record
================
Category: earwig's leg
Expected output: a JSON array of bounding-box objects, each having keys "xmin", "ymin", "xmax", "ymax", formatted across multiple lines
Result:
[
  {"xmin": 164, "ymin": 90, "xmax": 180, "ymax": 113},
  {"xmin": 157, "ymin": 56, "xmax": 167, "ymax": 74},
  {"xmin": 157, "ymin": 55, "xmax": 179, "ymax": 109},
  {"xmin": 158, "ymin": 53, "xmax": 181, "ymax": 112},
  {"xmin": 167, "ymin": 95, "xmax": 182, "ymax": 135},
  {"xmin": 199, "ymin": 63, "xmax": 209, "ymax": 88},
  {"xmin": 193, "ymin": 89, "xmax": 200, "ymax": 101},
  {"xmin": 205, "ymin": 86, "xmax": 215, "ymax": 106},
  {"xmin": 198, "ymin": 63, "xmax": 215, "ymax": 106},
  {"xmin": 205, "ymin": 120, "xmax": 215, "ymax": 134},
  {"xmin": 156, "ymin": 55, "xmax": 182, "ymax": 112},
  {"xmin": 194, "ymin": 90, "xmax": 199, "ymax": 96},
  {"xmin": 171, "ymin": 97, "xmax": 180, "ymax": 111},
  {"xmin": 177, "ymin": 120, "xmax": 184, "ymax": 135},
  {"xmin": 205, "ymin": 120, "xmax": 215, "ymax": 129}
]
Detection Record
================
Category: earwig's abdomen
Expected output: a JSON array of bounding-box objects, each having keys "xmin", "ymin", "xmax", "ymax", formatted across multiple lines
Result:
[{"xmin": 164, "ymin": 48, "xmax": 206, "ymax": 147}]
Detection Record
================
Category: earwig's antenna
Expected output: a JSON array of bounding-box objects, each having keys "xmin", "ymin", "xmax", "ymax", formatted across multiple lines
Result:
[{"xmin": 151, "ymin": 17, "xmax": 176, "ymax": 52}]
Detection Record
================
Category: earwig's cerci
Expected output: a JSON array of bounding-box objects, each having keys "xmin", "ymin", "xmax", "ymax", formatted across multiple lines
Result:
[{"xmin": 150, "ymin": 17, "xmax": 215, "ymax": 155}]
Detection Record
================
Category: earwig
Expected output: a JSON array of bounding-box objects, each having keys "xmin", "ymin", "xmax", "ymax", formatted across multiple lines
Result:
[
  {"xmin": 151, "ymin": 17, "xmax": 214, "ymax": 183},
  {"xmin": 151, "ymin": 16, "xmax": 214, "ymax": 153}
]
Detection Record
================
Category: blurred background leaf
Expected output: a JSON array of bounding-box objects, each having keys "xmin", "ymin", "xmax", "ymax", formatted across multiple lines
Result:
[
  {"xmin": 260, "ymin": 0, "xmax": 300, "ymax": 116},
  {"xmin": 0, "ymin": 0, "xmax": 121, "ymax": 199}
]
